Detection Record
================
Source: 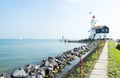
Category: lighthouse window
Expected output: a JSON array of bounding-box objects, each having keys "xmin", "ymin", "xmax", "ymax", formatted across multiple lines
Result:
[
  {"xmin": 105, "ymin": 29, "xmax": 108, "ymax": 32},
  {"xmin": 102, "ymin": 29, "xmax": 104, "ymax": 32}
]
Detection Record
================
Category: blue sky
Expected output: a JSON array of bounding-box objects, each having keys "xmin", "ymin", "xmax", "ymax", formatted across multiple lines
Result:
[{"xmin": 0, "ymin": 0, "xmax": 120, "ymax": 39}]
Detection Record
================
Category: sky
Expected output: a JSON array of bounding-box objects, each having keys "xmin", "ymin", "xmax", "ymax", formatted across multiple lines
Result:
[{"xmin": 0, "ymin": 0, "xmax": 120, "ymax": 39}]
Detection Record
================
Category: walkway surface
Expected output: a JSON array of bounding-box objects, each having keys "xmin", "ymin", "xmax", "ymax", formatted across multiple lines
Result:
[{"xmin": 89, "ymin": 41, "xmax": 108, "ymax": 78}]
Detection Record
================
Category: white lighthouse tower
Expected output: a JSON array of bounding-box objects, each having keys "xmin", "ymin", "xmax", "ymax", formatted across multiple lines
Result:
[{"xmin": 90, "ymin": 15, "xmax": 96, "ymax": 39}]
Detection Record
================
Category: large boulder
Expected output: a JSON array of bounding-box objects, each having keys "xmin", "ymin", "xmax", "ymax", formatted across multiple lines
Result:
[
  {"xmin": 0, "ymin": 73, "xmax": 11, "ymax": 78},
  {"xmin": 36, "ymin": 74, "xmax": 43, "ymax": 78},
  {"xmin": 12, "ymin": 68, "xmax": 27, "ymax": 78},
  {"xmin": 39, "ymin": 69, "xmax": 45, "ymax": 77}
]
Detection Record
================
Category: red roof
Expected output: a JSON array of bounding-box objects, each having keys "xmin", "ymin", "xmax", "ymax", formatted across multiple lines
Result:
[{"xmin": 92, "ymin": 25, "xmax": 106, "ymax": 29}]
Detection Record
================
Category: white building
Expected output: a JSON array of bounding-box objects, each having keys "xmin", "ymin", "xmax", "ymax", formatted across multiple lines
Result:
[{"xmin": 89, "ymin": 16, "xmax": 109, "ymax": 39}]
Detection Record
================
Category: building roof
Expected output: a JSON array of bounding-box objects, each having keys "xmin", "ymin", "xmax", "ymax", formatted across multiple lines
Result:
[{"xmin": 92, "ymin": 25, "xmax": 108, "ymax": 29}]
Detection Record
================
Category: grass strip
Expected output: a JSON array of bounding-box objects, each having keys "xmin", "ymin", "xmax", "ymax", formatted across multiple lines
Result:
[{"xmin": 108, "ymin": 41, "xmax": 120, "ymax": 78}]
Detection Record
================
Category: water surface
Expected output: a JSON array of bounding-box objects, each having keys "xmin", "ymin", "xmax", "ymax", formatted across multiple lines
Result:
[{"xmin": 0, "ymin": 39, "xmax": 85, "ymax": 74}]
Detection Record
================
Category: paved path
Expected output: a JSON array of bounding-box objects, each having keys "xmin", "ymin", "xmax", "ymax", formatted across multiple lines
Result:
[{"xmin": 89, "ymin": 41, "xmax": 108, "ymax": 78}]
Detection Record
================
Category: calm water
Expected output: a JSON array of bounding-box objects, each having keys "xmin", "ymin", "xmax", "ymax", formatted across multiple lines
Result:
[{"xmin": 0, "ymin": 39, "xmax": 85, "ymax": 74}]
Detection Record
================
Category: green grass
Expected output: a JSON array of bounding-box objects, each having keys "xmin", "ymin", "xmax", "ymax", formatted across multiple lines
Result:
[
  {"xmin": 68, "ymin": 41, "xmax": 105, "ymax": 78},
  {"xmin": 108, "ymin": 41, "xmax": 120, "ymax": 78}
]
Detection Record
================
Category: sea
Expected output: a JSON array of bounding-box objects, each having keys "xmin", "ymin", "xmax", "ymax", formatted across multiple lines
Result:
[{"xmin": 0, "ymin": 39, "xmax": 85, "ymax": 74}]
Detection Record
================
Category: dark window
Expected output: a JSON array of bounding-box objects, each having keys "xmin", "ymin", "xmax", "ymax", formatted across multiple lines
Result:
[
  {"xmin": 102, "ymin": 29, "xmax": 104, "ymax": 32},
  {"xmin": 105, "ymin": 29, "xmax": 108, "ymax": 32}
]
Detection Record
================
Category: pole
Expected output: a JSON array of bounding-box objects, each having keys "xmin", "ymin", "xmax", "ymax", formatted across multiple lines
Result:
[
  {"xmin": 80, "ymin": 52, "xmax": 82, "ymax": 78},
  {"xmin": 98, "ymin": 42, "xmax": 100, "ymax": 56}
]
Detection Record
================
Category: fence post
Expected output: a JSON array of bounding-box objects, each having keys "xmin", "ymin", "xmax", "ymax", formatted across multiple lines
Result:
[{"xmin": 80, "ymin": 52, "xmax": 82, "ymax": 78}]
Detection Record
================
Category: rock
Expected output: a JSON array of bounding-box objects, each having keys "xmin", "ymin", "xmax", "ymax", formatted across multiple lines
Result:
[
  {"xmin": 43, "ymin": 60, "xmax": 49, "ymax": 67},
  {"xmin": 40, "ymin": 70, "xmax": 45, "ymax": 77},
  {"xmin": 25, "ymin": 64, "xmax": 33, "ymax": 74},
  {"xmin": 36, "ymin": 74, "xmax": 43, "ymax": 78},
  {"xmin": 48, "ymin": 57, "xmax": 54, "ymax": 61},
  {"xmin": 35, "ymin": 65, "xmax": 40, "ymax": 70},
  {"xmin": 12, "ymin": 68, "xmax": 27, "ymax": 77},
  {"xmin": 0, "ymin": 73, "xmax": 11, "ymax": 78},
  {"xmin": 30, "ymin": 75, "xmax": 36, "ymax": 78}
]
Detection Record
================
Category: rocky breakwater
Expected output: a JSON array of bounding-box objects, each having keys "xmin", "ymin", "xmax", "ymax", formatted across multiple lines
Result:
[
  {"xmin": 0, "ymin": 42, "xmax": 97, "ymax": 78},
  {"xmin": 59, "ymin": 40, "xmax": 101, "ymax": 78}
]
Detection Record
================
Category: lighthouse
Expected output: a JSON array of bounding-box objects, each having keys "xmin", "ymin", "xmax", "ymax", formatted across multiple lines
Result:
[
  {"xmin": 89, "ymin": 15, "xmax": 109, "ymax": 40},
  {"xmin": 90, "ymin": 15, "xmax": 96, "ymax": 39}
]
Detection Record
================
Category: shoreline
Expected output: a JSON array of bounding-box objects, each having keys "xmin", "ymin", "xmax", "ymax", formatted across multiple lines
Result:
[
  {"xmin": 59, "ymin": 41, "xmax": 102, "ymax": 78},
  {"xmin": 0, "ymin": 40, "xmax": 100, "ymax": 78}
]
